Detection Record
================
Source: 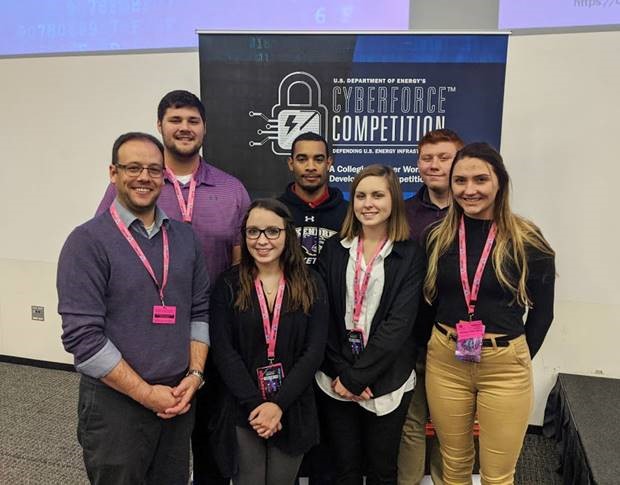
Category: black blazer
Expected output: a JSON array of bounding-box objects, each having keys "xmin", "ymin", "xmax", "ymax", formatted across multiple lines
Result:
[
  {"xmin": 209, "ymin": 266, "xmax": 328, "ymax": 471},
  {"xmin": 317, "ymin": 235, "xmax": 426, "ymax": 397}
]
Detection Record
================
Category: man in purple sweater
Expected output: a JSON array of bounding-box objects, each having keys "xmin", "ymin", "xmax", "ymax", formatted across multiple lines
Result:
[
  {"xmin": 58, "ymin": 132, "xmax": 210, "ymax": 485},
  {"xmin": 95, "ymin": 92, "xmax": 250, "ymax": 484},
  {"xmin": 399, "ymin": 128, "xmax": 464, "ymax": 485}
]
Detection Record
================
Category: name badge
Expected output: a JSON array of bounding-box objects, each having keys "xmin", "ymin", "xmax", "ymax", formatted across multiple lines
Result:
[
  {"xmin": 152, "ymin": 305, "xmax": 177, "ymax": 325},
  {"xmin": 256, "ymin": 363, "xmax": 285, "ymax": 401},
  {"xmin": 455, "ymin": 320, "xmax": 485, "ymax": 362},
  {"xmin": 347, "ymin": 328, "xmax": 365, "ymax": 358}
]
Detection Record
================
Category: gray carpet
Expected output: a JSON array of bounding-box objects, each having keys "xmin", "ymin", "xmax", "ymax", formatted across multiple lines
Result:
[
  {"xmin": 0, "ymin": 362, "xmax": 563, "ymax": 484},
  {"xmin": 0, "ymin": 362, "xmax": 87, "ymax": 484}
]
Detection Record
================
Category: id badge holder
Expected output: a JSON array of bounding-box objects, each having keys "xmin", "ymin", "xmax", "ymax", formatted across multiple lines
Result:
[
  {"xmin": 152, "ymin": 305, "xmax": 177, "ymax": 324},
  {"xmin": 455, "ymin": 320, "xmax": 485, "ymax": 362},
  {"xmin": 256, "ymin": 363, "xmax": 285, "ymax": 401},
  {"xmin": 347, "ymin": 328, "xmax": 365, "ymax": 358}
]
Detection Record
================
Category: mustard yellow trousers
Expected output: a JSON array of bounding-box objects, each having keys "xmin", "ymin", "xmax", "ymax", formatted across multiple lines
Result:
[{"xmin": 425, "ymin": 325, "xmax": 533, "ymax": 485}]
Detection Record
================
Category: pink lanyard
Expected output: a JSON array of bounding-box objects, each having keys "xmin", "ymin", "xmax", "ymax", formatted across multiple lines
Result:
[
  {"xmin": 166, "ymin": 168, "xmax": 197, "ymax": 223},
  {"xmin": 109, "ymin": 205, "xmax": 169, "ymax": 305},
  {"xmin": 458, "ymin": 215, "xmax": 497, "ymax": 318},
  {"xmin": 255, "ymin": 275, "xmax": 286, "ymax": 362},
  {"xmin": 353, "ymin": 237, "xmax": 387, "ymax": 326}
]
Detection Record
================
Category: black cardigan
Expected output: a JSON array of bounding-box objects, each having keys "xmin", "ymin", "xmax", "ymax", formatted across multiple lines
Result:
[
  {"xmin": 209, "ymin": 266, "xmax": 328, "ymax": 473},
  {"xmin": 317, "ymin": 235, "xmax": 426, "ymax": 397}
]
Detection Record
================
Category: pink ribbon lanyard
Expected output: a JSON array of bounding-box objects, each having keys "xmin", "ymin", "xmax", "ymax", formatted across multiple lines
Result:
[
  {"xmin": 255, "ymin": 275, "xmax": 286, "ymax": 362},
  {"xmin": 458, "ymin": 216, "xmax": 497, "ymax": 318},
  {"xmin": 352, "ymin": 237, "xmax": 387, "ymax": 326},
  {"xmin": 166, "ymin": 168, "xmax": 197, "ymax": 223},
  {"xmin": 109, "ymin": 205, "xmax": 169, "ymax": 305}
]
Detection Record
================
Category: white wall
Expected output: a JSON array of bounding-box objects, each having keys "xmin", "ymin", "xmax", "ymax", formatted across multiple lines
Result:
[
  {"xmin": 0, "ymin": 51, "xmax": 200, "ymax": 363},
  {"xmin": 501, "ymin": 30, "xmax": 620, "ymax": 422},
  {"xmin": 1, "ymin": 30, "xmax": 618, "ymax": 423}
]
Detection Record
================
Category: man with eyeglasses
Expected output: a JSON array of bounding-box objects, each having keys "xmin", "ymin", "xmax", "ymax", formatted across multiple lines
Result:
[
  {"xmin": 58, "ymin": 132, "xmax": 210, "ymax": 485},
  {"xmin": 399, "ymin": 128, "xmax": 464, "ymax": 485},
  {"xmin": 96, "ymin": 91, "xmax": 250, "ymax": 485}
]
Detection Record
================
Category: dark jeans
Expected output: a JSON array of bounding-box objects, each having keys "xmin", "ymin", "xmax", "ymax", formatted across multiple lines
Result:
[
  {"xmin": 317, "ymin": 390, "xmax": 413, "ymax": 485},
  {"xmin": 77, "ymin": 375, "xmax": 195, "ymax": 485}
]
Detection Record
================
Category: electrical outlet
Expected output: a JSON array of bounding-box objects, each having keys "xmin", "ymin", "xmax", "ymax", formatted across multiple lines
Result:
[{"xmin": 31, "ymin": 305, "xmax": 45, "ymax": 321}]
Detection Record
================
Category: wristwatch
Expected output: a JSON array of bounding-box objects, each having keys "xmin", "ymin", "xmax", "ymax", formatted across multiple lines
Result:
[{"xmin": 186, "ymin": 369, "xmax": 205, "ymax": 389}]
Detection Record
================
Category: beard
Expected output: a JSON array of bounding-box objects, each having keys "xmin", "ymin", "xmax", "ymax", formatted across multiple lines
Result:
[{"xmin": 165, "ymin": 138, "xmax": 202, "ymax": 160}]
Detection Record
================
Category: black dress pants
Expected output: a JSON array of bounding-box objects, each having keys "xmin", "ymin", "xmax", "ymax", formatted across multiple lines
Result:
[
  {"xmin": 317, "ymin": 390, "xmax": 412, "ymax": 485},
  {"xmin": 77, "ymin": 375, "xmax": 195, "ymax": 485}
]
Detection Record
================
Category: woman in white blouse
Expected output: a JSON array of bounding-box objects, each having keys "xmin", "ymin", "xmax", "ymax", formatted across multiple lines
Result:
[{"xmin": 316, "ymin": 164, "xmax": 426, "ymax": 484}]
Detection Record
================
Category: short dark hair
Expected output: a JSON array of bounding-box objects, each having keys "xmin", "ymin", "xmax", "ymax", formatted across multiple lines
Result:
[
  {"xmin": 419, "ymin": 128, "xmax": 464, "ymax": 151},
  {"xmin": 157, "ymin": 90, "xmax": 206, "ymax": 123},
  {"xmin": 111, "ymin": 132, "xmax": 164, "ymax": 165},
  {"xmin": 290, "ymin": 132, "xmax": 330, "ymax": 158}
]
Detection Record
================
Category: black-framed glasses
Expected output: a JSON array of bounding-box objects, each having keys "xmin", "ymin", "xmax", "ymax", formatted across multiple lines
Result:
[
  {"xmin": 115, "ymin": 163, "xmax": 164, "ymax": 178},
  {"xmin": 245, "ymin": 226, "xmax": 285, "ymax": 240}
]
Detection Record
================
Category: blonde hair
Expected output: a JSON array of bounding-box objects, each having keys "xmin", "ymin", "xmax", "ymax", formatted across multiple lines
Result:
[
  {"xmin": 340, "ymin": 164, "xmax": 410, "ymax": 242},
  {"xmin": 424, "ymin": 143, "xmax": 554, "ymax": 307}
]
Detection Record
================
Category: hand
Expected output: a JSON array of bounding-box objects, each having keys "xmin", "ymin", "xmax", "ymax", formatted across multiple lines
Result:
[
  {"xmin": 248, "ymin": 402, "xmax": 283, "ymax": 439},
  {"xmin": 332, "ymin": 378, "xmax": 373, "ymax": 402},
  {"xmin": 138, "ymin": 384, "xmax": 181, "ymax": 414},
  {"xmin": 157, "ymin": 375, "xmax": 201, "ymax": 419},
  {"xmin": 332, "ymin": 377, "xmax": 355, "ymax": 400},
  {"xmin": 358, "ymin": 387, "xmax": 374, "ymax": 401}
]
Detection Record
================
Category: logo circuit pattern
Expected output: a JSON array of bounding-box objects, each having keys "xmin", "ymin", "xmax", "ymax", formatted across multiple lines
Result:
[{"xmin": 249, "ymin": 72, "xmax": 329, "ymax": 155}]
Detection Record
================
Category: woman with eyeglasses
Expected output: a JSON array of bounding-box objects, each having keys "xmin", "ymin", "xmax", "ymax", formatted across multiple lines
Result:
[
  {"xmin": 424, "ymin": 143, "xmax": 555, "ymax": 484},
  {"xmin": 315, "ymin": 165, "xmax": 426, "ymax": 484},
  {"xmin": 209, "ymin": 198, "xmax": 328, "ymax": 485}
]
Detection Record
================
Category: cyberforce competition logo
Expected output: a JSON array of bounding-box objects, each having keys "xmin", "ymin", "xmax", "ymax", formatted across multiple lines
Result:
[{"xmin": 249, "ymin": 72, "xmax": 328, "ymax": 155}]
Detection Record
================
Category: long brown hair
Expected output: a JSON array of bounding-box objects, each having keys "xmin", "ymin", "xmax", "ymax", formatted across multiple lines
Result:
[
  {"xmin": 340, "ymin": 164, "xmax": 410, "ymax": 242},
  {"xmin": 235, "ymin": 198, "xmax": 316, "ymax": 314},
  {"xmin": 424, "ymin": 143, "xmax": 555, "ymax": 307}
]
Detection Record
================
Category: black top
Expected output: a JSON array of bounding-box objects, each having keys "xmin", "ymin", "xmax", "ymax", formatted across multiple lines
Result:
[
  {"xmin": 317, "ymin": 235, "xmax": 427, "ymax": 397},
  {"xmin": 278, "ymin": 183, "xmax": 348, "ymax": 265},
  {"xmin": 209, "ymin": 266, "xmax": 328, "ymax": 463},
  {"xmin": 404, "ymin": 185, "xmax": 447, "ymax": 244},
  {"xmin": 434, "ymin": 215, "xmax": 555, "ymax": 358}
]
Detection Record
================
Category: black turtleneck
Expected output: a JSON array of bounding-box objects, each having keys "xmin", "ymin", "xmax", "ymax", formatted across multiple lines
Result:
[{"xmin": 434, "ymin": 216, "xmax": 555, "ymax": 358}]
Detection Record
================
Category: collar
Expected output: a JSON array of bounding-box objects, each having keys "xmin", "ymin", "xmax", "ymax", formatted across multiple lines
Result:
[
  {"xmin": 340, "ymin": 236, "xmax": 394, "ymax": 259},
  {"xmin": 293, "ymin": 183, "xmax": 330, "ymax": 208},
  {"xmin": 418, "ymin": 185, "xmax": 448, "ymax": 211},
  {"xmin": 164, "ymin": 158, "xmax": 215, "ymax": 187},
  {"xmin": 113, "ymin": 199, "xmax": 169, "ymax": 238}
]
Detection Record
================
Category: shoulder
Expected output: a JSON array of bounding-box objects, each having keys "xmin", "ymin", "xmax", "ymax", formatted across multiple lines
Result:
[
  {"xmin": 66, "ymin": 213, "xmax": 113, "ymax": 247},
  {"xmin": 213, "ymin": 266, "xmax": 241, "ymax": 299},
  {"xmin": 59, "ymin": 214, "xmax": 115, "ymax": 267},
  {"xmin": 322, "ymin": 234, "xmax": 346, "ymax": 253},
  {"xmin": 392, "ymin": 239, "xmax": 427, "ymax": 267},
  {"xmin": 393, "ymin": 238, "xmax": 421, "ymax": 255},
  {"xmin": 203, "ymin": 161, "xmax": 247, "ymax": 193}
]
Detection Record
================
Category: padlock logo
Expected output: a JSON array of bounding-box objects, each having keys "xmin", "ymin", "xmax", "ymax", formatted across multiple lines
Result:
[{"xmin": 249, "ymin": 71, "xmax": 329, "ymax": 156}]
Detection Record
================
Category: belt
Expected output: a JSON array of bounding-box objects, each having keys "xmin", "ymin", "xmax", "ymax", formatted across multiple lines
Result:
[{"xmin": 434, "ymin": 323, "xmax": 521, "ymax": 348}]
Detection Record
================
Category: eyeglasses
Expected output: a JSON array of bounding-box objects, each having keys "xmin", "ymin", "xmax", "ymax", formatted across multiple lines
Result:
[
  {"xmin": 115, "ymin": 163, "xmax": 164, "ymax": 178},
  {"xmin": 245, "ymin": 226, "xmax": 285, "ymax": 240}
]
